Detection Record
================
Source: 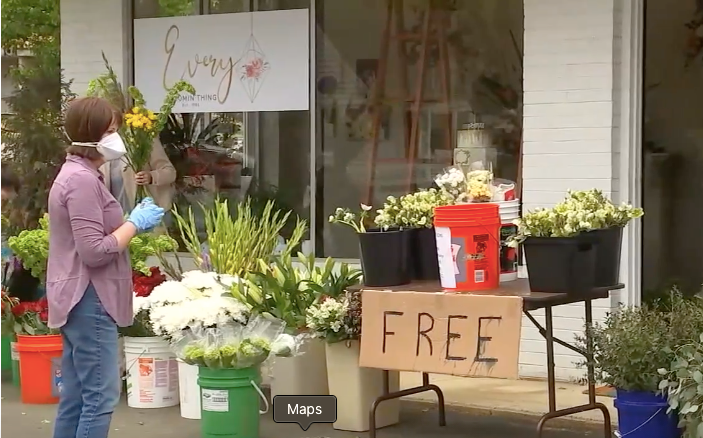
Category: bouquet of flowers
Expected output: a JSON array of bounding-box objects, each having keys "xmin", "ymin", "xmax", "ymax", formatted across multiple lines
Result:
[
  {"xmin": 137, "ymin": 270, "xmax": 247, "ymax": 340},
  {"xmin": 124, "ymin": 84, "xmax": 194, "ymax": 200},
  {"xmin": 434, "ymin": 164, "xmax": 496, "ymax": 203},
  {"xmin": 171, "ymin": 315, "xmax": 288, "ymax": 369},
  {"xmin": 8, "ymin": 297, "xmax": 56, "ymax": 336},
  {"xmin": 305, "ymin": 290, "xmax": 362, "ymax": 344},
  {"xmin": 133, "ymin": 267, "xmax": 167, "ymax": 298},
  {"xmin": 87, "ymin": 54, "xmax": 196, "ymax": 200},
  {"xmin": 508, "ymin": 189, "xmax": 644, "ymax": 247},
  {"xmin": 374, "ymin": 189, "xmax": 454, "ymax": 230}
]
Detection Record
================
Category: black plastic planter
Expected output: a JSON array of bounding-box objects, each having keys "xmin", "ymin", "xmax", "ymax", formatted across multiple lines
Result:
[
  {"xmin": 585, "ymin": 226, "xmax": 623, "ymax": 288},
  {"xmin": 358, "ymin": 229, "xmax": 411, "ymax": 287},
  {"xmin": 409, "ymin": 227, "xmax": 440, "ymax": 281},
  {"xmin": 523, "ymin": 236, "xmax": 596, "ymax": 294}
]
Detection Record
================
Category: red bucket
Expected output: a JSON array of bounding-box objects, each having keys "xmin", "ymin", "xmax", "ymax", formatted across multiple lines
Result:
[
  {"xmin": 433, "ymin": 204, "xmax": 501, "ymax": 292},
  {"xmin": 16, "ymin": 334, "xmax": 63, "ymax": 404}
]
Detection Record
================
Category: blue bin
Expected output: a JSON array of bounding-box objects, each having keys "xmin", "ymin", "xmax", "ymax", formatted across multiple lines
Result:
[{"xmin": 614, "ymin": 389, "xmax": 680, "ymax": 438}]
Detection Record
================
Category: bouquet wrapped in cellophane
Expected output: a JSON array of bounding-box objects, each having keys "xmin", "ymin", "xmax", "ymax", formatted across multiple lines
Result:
[
  {"xmin": 87, "ymin": 52, "xmax": 196, "ymax": 201},
  {"xmin": 171, "ymin": 315, "xmax": 300, "ymax": 370}
]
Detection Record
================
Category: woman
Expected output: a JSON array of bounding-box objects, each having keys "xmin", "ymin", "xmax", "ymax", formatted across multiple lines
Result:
[
  {"xmin": 99, "ymin": 133, "xmax": 176, "ymax": 212},
  {"xmin": 48, "ymin": 97, "xmax": 165, "ymax": 438}
]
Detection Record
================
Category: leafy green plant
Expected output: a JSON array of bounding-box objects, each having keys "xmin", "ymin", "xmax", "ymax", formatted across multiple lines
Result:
[
  {"xmin": 128, "ymin": 233, "xmax": 178, "ymax": 275},
  {"xmin": 231, "ymin": 253, "xmax": 362, "ymax": 332},
  {"xmin": 659, "ymin": 333, "xmax": 703, "ymax": 438},
  {"xmin": 579, "ymin": 290, "xmax": 703, "ymax": 392},
  {"xmin": 509, "ymin": 189, "xmax": 643, "ymax": 246},
  {"xmin": 172, "ymin": 198, "xmax": 306, "ymax": 277},
  {"xmin": 232, "ymin": 254, "xmax": 315, "ymax": 331},
  {"xmin": 374, "ymin": 189, "xmax": 454, "ymax": 229},
  {"xmin": 7, "ymin": 214, "xmax": 49, "ymax": 281}
]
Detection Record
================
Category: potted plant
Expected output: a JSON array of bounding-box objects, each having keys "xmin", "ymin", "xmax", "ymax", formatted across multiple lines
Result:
[
  {"xmin": 375, "ymin": 189, "xmax": 453, "ymax": 280},
  {"xmin": 582, "ymin": 291, "xmax": 703, "ymax": 438},
  {"xmin": 232, "ymin": 252, "xmax": 362, "ymax": 399},
  {"xmin": 146, "ymin": 270, "xmax": 291, "ymax": 436},
  {"xmin": 330, "ymin": 204, "xmax": 410, "ymax": 287},
  {"xmin": 145, "ymin": 270, "xmax": 248, "ymax": 419},
  {"xmin": 306, "ymin": 290, "xmax": 400, "ymax": 432},
  {"xmin": 509, "ymin": 190, "xmax": 643, "ymax": 293},
  {"xmin": 659, "ymin": 332, "xmax": 703, "ymax": 438},
  {"xmin": 9, "ymin": 296, "xmax": 62, "ymax": 404}
]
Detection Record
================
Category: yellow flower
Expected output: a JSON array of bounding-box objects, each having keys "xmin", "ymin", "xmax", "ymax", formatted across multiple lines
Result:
[
  {"xmin": 132, "ymin": 119, "xmax": 143, "ymax": 128},
  {"xmin": 132, "ymin": 107, "xmax": 140, "ymax": 114},
  {"xmin": 147, "ymin": 111, "xmax": 156, "ymax": 121}
]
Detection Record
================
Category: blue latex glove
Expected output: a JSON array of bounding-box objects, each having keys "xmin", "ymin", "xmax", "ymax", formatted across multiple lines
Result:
[{"xmin": 127, "ymin": 200, "xmax": 165, "ymax": 233}]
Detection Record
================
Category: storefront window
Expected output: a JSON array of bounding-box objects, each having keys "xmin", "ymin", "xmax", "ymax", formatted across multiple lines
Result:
[
  {"xmin": 314, "ymin": 0, "xmax": 524, "ymax": 257},
  {"xmin": 133, "ymin": 0, "xmax": 311, "ymax": 248}
]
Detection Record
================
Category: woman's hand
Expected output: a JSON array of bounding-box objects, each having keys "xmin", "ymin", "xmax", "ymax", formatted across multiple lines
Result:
[
  {"xmin": 135, "ymin": 171, "xmax": 152, "ymax": 186},
  {"xmin": 127, "ymin": 199, "xmax": 165, "ymax": 233}
]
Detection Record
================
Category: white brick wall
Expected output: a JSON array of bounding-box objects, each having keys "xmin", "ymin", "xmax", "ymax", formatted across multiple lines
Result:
[
  {"xmin": 520, "ymin": 0, "xmax": 621, "ymax": 381},
  {"xmin": 60, "ymin": 0, "xmax": 129, "ymax": 96}
]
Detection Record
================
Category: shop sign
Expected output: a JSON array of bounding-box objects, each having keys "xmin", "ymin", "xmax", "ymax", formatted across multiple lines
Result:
[
  {"xmin": 134, "ymin": 9, "xmax": 309, "ymax": 113},
  {"xmin": 359, "ymin": 289, "xmax": 522, "ymax": 379}
]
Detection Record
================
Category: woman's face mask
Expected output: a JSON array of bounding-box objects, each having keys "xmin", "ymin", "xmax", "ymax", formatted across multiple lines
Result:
[{"xmin": 71, "ymin": 132, "xmax": 127, "ymax": 161}]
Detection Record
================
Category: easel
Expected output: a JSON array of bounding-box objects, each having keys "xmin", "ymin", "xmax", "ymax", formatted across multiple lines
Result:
[{"xmin": 364, "ymin": 0, "xmax": 454, "ymax": 205}]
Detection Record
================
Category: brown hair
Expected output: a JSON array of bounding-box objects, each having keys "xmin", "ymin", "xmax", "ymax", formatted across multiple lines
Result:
[{"xmin": 64, "ymin": 97, "xmax": 122, "ymax": 160}]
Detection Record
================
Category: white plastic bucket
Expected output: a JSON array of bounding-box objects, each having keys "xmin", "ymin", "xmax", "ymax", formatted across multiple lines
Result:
[
  {"xmin": 497, "ymin": 199, "xmax": 520, "ymax": 282},
  {"xmin": 124, "ymin": 336, "xmax": 179, "ymax": 409},
  {"xmin": 178, "ymin": 359, "xmax": 201, "ymax": 419}
]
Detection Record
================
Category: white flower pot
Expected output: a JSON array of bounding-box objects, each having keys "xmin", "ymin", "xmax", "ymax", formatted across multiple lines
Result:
[
  {"xmin": 270, "ymin": 338, "xmax": 329, "ymax": 398},
  {"xmin": 325, "ymin": 340, "xmax": 400, "ymax": 432},
  {"xmin": 124, "ymin": 336, "xmax": 179, "ymax": 409}
]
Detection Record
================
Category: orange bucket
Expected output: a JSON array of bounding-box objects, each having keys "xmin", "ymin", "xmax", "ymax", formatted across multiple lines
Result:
[
  {"xmin": 16, "ymin": 334, "xmax": 63, "ymax": 404},
  {"xmin": 433, "ymin": 204, "xmax": 501, "ymax": 292}
]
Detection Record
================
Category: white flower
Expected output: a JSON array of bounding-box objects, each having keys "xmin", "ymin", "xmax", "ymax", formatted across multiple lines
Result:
[{"xmin": 360, "ymin": 203, "xmax": 372, "ymax": 211}]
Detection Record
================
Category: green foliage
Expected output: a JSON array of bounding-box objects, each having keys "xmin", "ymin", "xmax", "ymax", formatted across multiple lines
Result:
[
  {"xmin": 579, "ymin": 290, "xmax": 703, "ymax": 392},
  {"xmin": 86, "ymin": 53, "xmax": 128, "ymax": 110},
  {"xmin": 7, "ymin": 215, "xmax": 49, "ymax": 281},
  {"xmin": 172, "ymin": 198, "xmax": 306, "ymax": 277},
  {"xmin": 1, "ymin": 46, "xmax": 74, "ymax": 231},
  {"xmin": 232, "ymin": 253, "xmax": 361, "ymax": 332},
  {"xmin": 129, "ymin": 233, "xmax": 178, "ymax": 275},
  {"xmin": 659, "ymin": 334, "xmax": 703, "ymax": 438},
  {"xmin": 1, "ymin": 0, "xmax": 59, "ymax": 52}
]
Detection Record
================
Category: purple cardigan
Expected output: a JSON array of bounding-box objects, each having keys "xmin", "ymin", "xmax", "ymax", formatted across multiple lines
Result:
[{"xmin": 46, "ymin": 155, "xmax": 133, "ymax": 328}]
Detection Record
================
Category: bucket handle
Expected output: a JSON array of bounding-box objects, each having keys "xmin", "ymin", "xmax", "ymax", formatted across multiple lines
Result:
[
  {"xmin": 251, "ymin": 380, "xmax": 269, "ymax": 415},
  {"xmin": 614, "ymin": 407, "xmax": 664, "ymax": 438}
]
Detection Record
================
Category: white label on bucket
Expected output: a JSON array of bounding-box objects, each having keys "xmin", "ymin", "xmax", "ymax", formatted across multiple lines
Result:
[
  {"xmin": 435, "ymin": 227, "xmax": 456, "ymax": 289},
  {"xmin": 10, "ymin": 342, "xmax": 19, "ymax": 361},
  {"xmin": 202, "ymin": 389, "xmax": 229, "ymax": 412}
]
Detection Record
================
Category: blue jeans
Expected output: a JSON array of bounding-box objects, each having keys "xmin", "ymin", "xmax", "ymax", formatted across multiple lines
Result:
[{"xmin": 52, "ymin": 285, "xmax": 120, "ymax": 438}]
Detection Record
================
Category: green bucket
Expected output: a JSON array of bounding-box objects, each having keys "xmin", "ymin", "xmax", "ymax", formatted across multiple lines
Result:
[
  {"xmin": 198, "ymin": 366, "xmax": 268, "ymax": 438},
  {"xmin": 1, "ymin": 335, "xmax": 12, "ymax": 373}
]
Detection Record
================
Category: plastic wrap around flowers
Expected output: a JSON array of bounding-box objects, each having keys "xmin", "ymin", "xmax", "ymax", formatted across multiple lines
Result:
[
  {"xmin": 434, "ymin": 163, "xmax": 516, "ymax": 203},
  {"xmin": 172, "ymin": 315, "xmax": 291, "ymax": 370}
]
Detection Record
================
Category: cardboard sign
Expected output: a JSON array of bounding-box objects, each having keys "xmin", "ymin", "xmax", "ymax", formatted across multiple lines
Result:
[{"xmin": 360, "ymin": 290, "xmax": 523, "ymax": 379}]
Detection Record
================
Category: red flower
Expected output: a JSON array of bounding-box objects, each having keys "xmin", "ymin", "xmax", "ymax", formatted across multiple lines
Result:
[
  {"xmin": 132, "ymin": 267, "xmax": 167, "ymax": 298},
  {"xmin": 39, "ymin": 310, "xmax": 49, "ymax": 323}
]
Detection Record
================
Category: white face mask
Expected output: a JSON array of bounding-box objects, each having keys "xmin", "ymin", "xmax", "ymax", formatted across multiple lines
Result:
[{"xmin": 71, "ymin": 132, "xmax": 127, "ymax": 161}]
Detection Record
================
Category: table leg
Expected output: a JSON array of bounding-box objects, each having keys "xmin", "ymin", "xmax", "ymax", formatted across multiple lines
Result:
[
  {"xmin": 368, "ymin": 371, "xmax": 446, "ymax": 438},
  {"xmin": 534, "ymin": 301, "xmax": 612, "ymax": 438}
]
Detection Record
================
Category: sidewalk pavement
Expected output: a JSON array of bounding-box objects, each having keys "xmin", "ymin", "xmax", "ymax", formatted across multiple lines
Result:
[
  {"xmin": 399, "ymin": 373, "xmax": 617, "ymax": 425},
  {"xmin": 1, "ymin": 381, "xmax": 603, "ymax": 438}
]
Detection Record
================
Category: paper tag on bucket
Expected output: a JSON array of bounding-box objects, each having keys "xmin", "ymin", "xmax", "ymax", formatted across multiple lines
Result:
[
  {"xmin": 435, "ymin": 227, "xmax": 456, "ymax": 289},
  {"xmin": 202, "ymin": 389, "xmax": 229, "ymax": 412}
]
